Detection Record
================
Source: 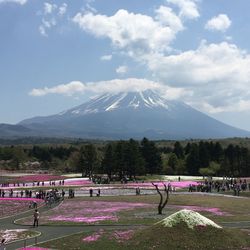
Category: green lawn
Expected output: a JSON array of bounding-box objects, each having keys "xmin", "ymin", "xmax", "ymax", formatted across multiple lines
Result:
[{"xmin": 36, "ymin": 223, "xmax": 250, "ymax": 250}]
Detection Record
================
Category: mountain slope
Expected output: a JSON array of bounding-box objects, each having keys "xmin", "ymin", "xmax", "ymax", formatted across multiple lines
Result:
[{"xmin": 16, "ymin": 90, "xmax": 250, "ymax": 139}]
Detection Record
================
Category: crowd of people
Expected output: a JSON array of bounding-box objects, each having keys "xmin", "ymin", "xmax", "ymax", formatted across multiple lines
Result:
[{"xmin": 188, "ymin": 177, "xmax": 250, "ymax": 196}]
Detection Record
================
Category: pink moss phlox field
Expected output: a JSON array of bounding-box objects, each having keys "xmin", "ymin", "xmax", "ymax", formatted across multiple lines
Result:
[
  {"xmin": 82, "ymin": 230, "xmax": 104, "ymax": 242},
  {"xmin": 111, "ymin": 230, "xmax": 134, "ymax": 243},
  {"xmin": 0, "ymin": 198, "xmax": 42, "ymax": 202},
  {"xmin": 45, "ymin": 200, "xmax": 153, "ymax": 224},
  {"xmin": 125, "ymin": 181, "xmax": 198, "ymax": 188},
  {"xmin": 16, "ymin": 174, "xmax": 66, "ymax": 182},
  {"xmin": 169, "ymin": 205, "xmax": 231, "ymax": 216},
  {"xmin": 0, "ymin": 198, "xmax": 43, "ymax": 218},
  {"xmin": 63, "ymin": 179, "xmax": 92, "ymax": 186},
  {"xmin": 50, "ymin": 215, "xmax": 117, "ymax": 223},
  {"xmin": 19, "ymin": 248, "xmax": 50, "ymax": 250}
]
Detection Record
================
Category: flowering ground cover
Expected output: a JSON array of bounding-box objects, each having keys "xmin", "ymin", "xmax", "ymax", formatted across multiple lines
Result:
[
  {"xmin": 125, "ymin": 180, "xmax": 199, "ymax": 189},
  {"xmin": 36, "ymin": 224, "xmax": 250, "ymax": 250},
  {"xmin": 0, "ymin": 229, "xmax": 40, "ymax": 243},
  {"xmin": 82, "ymin": 229, "xmax": 134, "ymax": 243},
  {"xmin": 0, "ymin": 198, "xmax": 43, "ymax": 218},
  {"xmin": 1, "ymin": 177, "xmax": 93, "ymax": 190},
  {"xmin": 16, "ymin": 199, "xmax": 154, "ymax": 225},
  {"xmin": 19, "ymin": 248, "xmax": 49, "ymax": 250},
  {"xmin": 43, "ymin": 200, "xmax": 153, "ymax": 224},
  {"xmin": 15, "ymin": 174, "xmax": 67, "ymax": 182},
  {"xmin": 168, "ymin": 205, "xmax": 231, "ymax": 216}
]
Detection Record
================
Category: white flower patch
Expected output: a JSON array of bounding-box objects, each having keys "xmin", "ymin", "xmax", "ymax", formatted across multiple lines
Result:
[
  {"xmin": 0, "ymin": 229, "xmax": 39, "ymax": 242},
  {"xmin": 159, "ymin": 209, "xmax": 222, "ymax": 229}
]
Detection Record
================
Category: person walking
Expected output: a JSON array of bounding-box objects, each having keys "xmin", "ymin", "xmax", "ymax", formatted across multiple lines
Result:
[
  {"xmin": 0, "ymin": 239, "xmax": 6, "ymax": 250},
  {"xmin": 33, "ymin": 209, "xmax": 40, "ymax": 227}
]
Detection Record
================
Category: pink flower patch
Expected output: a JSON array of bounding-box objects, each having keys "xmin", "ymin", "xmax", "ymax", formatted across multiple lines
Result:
[
  {"xmin": 63, "ymin": 180, "xmax": 92, "ymax": 186},
  {"xmin": 82, "ymin": 230, "xmax": 104, "ymax": 242},
  {"xmin": 0, "ymin": 198, "xmax": 43, "ymax": 218},
  {"xmin": 169, "ymin": 205, "xmax": 231, "ymax": 216},
  {"xmin": 19, "ymin": 248, "xmax": 50, "ymax": 250},
  {"xmin": 43, "ymin": 200, "xmax": 153, "ymax": 224},
  {"xmin": 111, "ymin": 230, "xmax": 134, "ymax": 243},
  {"xmin": 125, "ymin": 181, "xmax": 199, "ymax": 189},
  {"xmin": 50, "ymin": 215, "xmax": 117, "ymax": 223},
  {"xmin": 16, "ymin": 174, "xmax": 66, "ymax": 182}
]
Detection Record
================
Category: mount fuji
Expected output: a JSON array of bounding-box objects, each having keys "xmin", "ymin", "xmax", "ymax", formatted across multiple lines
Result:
[{"xmin": 1, "ymin": 90, "xmax": 250, "ymax": 139}]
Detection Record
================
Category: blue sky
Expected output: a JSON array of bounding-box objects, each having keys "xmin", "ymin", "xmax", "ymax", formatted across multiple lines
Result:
[{"xmin": 1, "ymin": 0, "xmax": 250, "ymax": 131}]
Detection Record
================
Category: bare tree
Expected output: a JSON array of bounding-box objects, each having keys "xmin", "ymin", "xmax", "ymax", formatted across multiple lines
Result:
[{"xmin": 152, "ymin": 183, "xmax": 170, "ymax": 214}]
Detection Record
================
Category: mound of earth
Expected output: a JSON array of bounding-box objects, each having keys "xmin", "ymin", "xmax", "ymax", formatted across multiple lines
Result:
[{"xmin": 158, "ymin": 209, "xmax": 222, "ymax": 229}]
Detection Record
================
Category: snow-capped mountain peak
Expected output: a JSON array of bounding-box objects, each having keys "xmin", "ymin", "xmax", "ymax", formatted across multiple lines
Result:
[
  {"xmin": 65, "ymin": 90, "xmax": 169, "ymax": 116},
  {"xmin": 18, "ymin": 89, "xmax": 250, "ymax": 140}
]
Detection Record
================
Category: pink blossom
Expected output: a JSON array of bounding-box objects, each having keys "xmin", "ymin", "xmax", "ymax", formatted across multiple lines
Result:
[
  {"xmin": 19, "ymin": 248, "xmax": 50, "ymax": 250},
  {"xmin": 16, "ymin": 175, "xmax": 66, "ymax": 182},
  {"xmin": 126, "ymin": 181, "xmax": 199, "ymax": 188},
  {"xmin": 41, "ymin": 201, "xmax": 153, "ymax": 224},
  {"xmin": 0, "ymin": 198, "xmax": 43, "ymax": 218},
  {"xmin": 82, "ymin": 230, "xmax": 104, "ymax": 242},
  {"xmin": 168, "ymin": 205, "xmax": 231, "ymax": 216},
  {"xmin": 50, "ymin": 215, "xmax": 117, "ymax": 223},
  {"xmin": 111, "ymin": 230, "xmax": 134, "ymax": 242}
]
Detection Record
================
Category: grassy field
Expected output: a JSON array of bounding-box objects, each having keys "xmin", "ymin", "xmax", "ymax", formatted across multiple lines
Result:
[
  {"xmin": 15, "ymin": 193, "xmax": 250, "ymax": 226},
  {"xmin": 4, "ymin": 190, "xmax": 250, "ymax": 249},
  {"xmin": 36, "ymin": 223, "xmax": 250, "ymax": 250}
]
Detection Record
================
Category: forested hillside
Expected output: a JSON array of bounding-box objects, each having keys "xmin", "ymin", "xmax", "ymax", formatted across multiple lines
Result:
[{"xmin": 0, "ymin": 138, "xmax": 250, "ymax": 177}]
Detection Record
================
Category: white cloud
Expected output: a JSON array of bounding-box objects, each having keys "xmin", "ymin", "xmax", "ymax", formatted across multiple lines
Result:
[
  {"xmin": 205, "ymin": 14, "xmax": 231, "ymax": 32},
  {"xmin": 116, "ymin": 65, "xmax": 128, "ymax": 75},
  {"xmin": 166, "ymin": 0, "xmax": 200, "ymax": 19},
  {"xmin": 100, "ymin": 54, "xmax": 112, "ymax": 61},
  {"xmin": 145, "ymin": 41, "xmax": 250, "ymax": 113},
  {"xmin": 39, "ymin": 18, "xmax": 56, "ymax": 36},
  {"xmin": 39, "ymin": 25, "xmax": 47, "ymax": 37},
  {"xmin": 29, "ymin": 81, "xmax": 86, "ymax": 97},
  {"xmin": 44, "ymin": 2, "xmax": 57, "ymax": 15},
  {"xmin": 0, "ymin": 0, "xmax": 27, "ymax": 4},
  {"xmin": 72, "ymin": 9, "xmax": 179, "ymax": 54},
  {"xmin": 58, "ymin": 3, "xmax": 67, "ymax": 16},
  {"xmin": 29, "ymin": 78, "xmax": 191, "ymax": 102},
  {"xmin": 39, "ymin": 3, "xmax": 67, "ymax": 37},
  {"xmin": 155, "ymin": 6, "xmax": 184, "ymax": 32}
]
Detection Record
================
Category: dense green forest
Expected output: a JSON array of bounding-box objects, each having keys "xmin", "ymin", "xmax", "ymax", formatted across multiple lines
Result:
[{"xmin": 0, "ymin": 138, "xmax": 250, "ymax": 177}]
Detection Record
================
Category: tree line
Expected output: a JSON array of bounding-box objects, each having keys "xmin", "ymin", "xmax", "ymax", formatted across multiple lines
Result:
[{"xmin": 0, "ymin": 139, "xmax": 249, "ymax": 177}]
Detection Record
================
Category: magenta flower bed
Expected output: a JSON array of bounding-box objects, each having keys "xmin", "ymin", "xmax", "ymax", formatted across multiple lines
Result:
[
  {"xmin": 82, "ymin": 229, "xmax": 134, "ymax": 243},
  {"xmin": 19, "ymin": 248, "xmax": 50, "ymax": 250},
  {"xmin": 82, "ymin": 230, "xmax": 104, "ymax": 242},
  {"xmin": 0, "ymin": 198, "xmax": 43, "ymax": 218},
  {"xmin": 63, "ymin": 179, "xmax": 92, "ymax": 186},
  {"xmin": 40, "ymin": 200, "xmax": 153, "ymax": 224},
  {"xmin": 111, "ymin": 230, "xmax": 134, "ymax": 242},
  {"xmin": 16, "ymin": 174, "xmax": 66, "ymax": 182},
  {"xmin": 168, "ymin": 205, "xmax": 231, "ymax": 216},
  {"xmin": 126, "ymin": 181, "xmax": 199, "ymax": 188}
]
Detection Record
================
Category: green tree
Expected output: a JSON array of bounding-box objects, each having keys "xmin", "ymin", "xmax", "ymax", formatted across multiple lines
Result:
[
  {"xmin": 173, "ymin": 142, "xmax": 184, "ymax": 159},
  {"xmin": 102, "ymin": 143, "xmax": 114, "ymax": 179},
  {"xmin": 168, "ymin": 153, "xmax": 178, "ymax": 171},
  {"xmin": 186, "ymin": 144, "xmax": 200, "ymax": 175},
  {"xmin": 141, "ymin": 138, "xmax": 162, "ymax": 174},
  {"xmin": 80, "ymin": 144, "xmax": 99, "ymax": 178}
]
